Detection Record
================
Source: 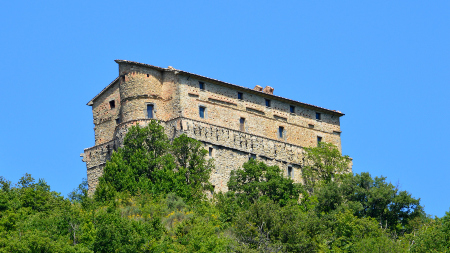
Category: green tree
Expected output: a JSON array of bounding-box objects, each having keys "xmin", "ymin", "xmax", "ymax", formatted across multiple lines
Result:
[
  {"xmin": 409, "ymin": 210, "xmax": 450, "ymax": 252},
  {"xmin": 93, "ymin": 209, "xmax": 162, "ymax": 253},
  {"xmin": 232, "ymin": 199, "xmax": 328, "ymax": 252},
  {"xmin": 228, "ymin": 159, "xmax": 302, "ymax": 207},
  {"xmin": 171, "ymin": 134, "xmax": 214, "ymax": 200},
  {"xmin": 0, "ymin": 174, "xmax": 92, "ymax": 252},
  {"xmin": 313, "ymin": 172, "xmax": 423, "ymax": 234},
  {"xmin": 302, "ymin": 142, "xmax": 351, "ymax": 191},
  {"xmin": 95, "ymin": 120, "xmax": 213, "ymax": 203}
]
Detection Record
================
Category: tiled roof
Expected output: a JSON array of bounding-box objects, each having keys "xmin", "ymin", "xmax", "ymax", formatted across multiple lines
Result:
[{"xmin": 89, "ymin": 60, "xmax": 344, "ymax": 116}]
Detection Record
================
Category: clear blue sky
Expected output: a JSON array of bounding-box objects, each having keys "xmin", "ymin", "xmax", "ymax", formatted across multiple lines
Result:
[{"xmin": 1, "ymin": 1, "xmax": 449, "ymax": 217}]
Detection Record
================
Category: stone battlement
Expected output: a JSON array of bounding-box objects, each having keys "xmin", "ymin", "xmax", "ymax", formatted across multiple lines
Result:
[{"xmin": 83, "ymin": 60, "xmax": 347, "ymax": 194}]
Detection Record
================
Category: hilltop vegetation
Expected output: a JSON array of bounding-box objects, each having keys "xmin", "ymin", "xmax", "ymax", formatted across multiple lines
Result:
[{"xmin": 1, "ymin": 120, "xmax": 449, "ymax": 252}]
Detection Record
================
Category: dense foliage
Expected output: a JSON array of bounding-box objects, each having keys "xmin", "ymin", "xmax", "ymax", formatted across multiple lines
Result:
[
  {"xmin": 95, "ymin": 121, "xmax": 213, "ymax": 203},
  {"xmin": 0, "ymin": 120, "xmax": 448, "ymax": 252}
]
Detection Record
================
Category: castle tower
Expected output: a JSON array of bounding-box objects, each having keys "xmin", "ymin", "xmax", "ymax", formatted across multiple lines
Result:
[{"xmin": 82, "ymin": 60, "xmax": 346, "ymax": 195}]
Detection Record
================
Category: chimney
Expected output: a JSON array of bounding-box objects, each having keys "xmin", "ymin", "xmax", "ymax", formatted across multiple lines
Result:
[
  {"xmin": 263, "ymin": 86, "xmax": 274, "ymax": 95},
  {"xmin": 253, "ymin": 85, "xmax": 263, "ymax": 92}
]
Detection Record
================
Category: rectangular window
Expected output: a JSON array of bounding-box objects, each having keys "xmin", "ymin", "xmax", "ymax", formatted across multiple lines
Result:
[
  {"xmin": 288, "ymin": 166, "xmax": 293, "ymax": 178},
  {"xmin": 199, "ymin": 81, "xmax": 205, "ymax": 90},
  {"xmin": 238, "ymin": 92, "xmax": 243, "ymax": 100},
  {"xmin": 240, "ymin": 118, "xmax": 245, "ymax": 131},
  {"xmin": 199, "ymin": 106, "xmax": 206, "ymax": 118},
  {"xmin": 147, "ymin": 104, "xmax": 154, "ymax": 119},
  {"xmin": 279, "ymin": 126, "xmax": 284, "ymax": 138},
  {"xmin": 316, "ymin": 112, "xmax": 321, "ymax": 120},
  {"xmin": 290, "ymin": 105, "xmax": 295, "ymax": 113},
  {"xmin": 317, "ymin": 136, "xmax": 322, "ymax": 145},
  {"xmin": 115, "ymin": 118, "xmax": 121, "ymax": 124},
  {"xmin": 109, "ymin": 100, "xmax": 115, "ymax": 109},
  {"xmin": 265, "ymin": 99, "xmax": 271, "ymax": 107},
  {"xmin": 209, "ymin": 147, "xmax": 213, "ymax": 157}
]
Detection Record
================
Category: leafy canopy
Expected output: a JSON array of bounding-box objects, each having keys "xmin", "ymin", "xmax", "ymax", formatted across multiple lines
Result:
[
  {"xmin": 302, "ymin": 142, "xmax": 351, "ymax": 190},
  {"xmin": 95, "ymin": 120, "xmax": 214, "ymax": 203},
  {"xmin": 228, "ymin": 159, "xmax": 303, "ymax": 207}
]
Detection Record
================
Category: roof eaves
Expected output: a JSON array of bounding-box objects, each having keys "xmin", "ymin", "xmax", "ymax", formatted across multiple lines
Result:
[
  {"xmin": 114, "ymin": 59, "xmax": 166, "ymax": 71},
  {"xmin": 87, "ymin": 77, "xmax": 119, "ymax": 106},
  {"xmin": 175, "ymin": 69, "xmax": 345, "ymax": 116},
  {"xmin": 110, "ymin": 60, "xmax": 345, "ymax": 116}
]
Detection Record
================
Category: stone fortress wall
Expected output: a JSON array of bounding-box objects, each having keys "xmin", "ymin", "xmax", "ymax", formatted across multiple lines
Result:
[{"xmin": 82, "ymin": 60, "xmax": 346, "ymax": 195}]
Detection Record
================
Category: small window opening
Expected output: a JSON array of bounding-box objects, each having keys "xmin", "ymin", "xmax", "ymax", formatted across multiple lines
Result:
[
  {"xmin": 240, "ymin": 118, "xmax": 245, "ymax": 131},
  {"xmin": 147, "ymin": 74, "xmax": 149, "ymax": 77},
  {"xmin": 199, "ymin": 81, "xmax": 205, "ymax": 90},
  {"xmin": 279, "ymin": 126, "xmax": 284, "ymax": 138},
  {"xmin": 288, "ymin": 166, "xmax": 293, "ymax": 178},
  {"xmin": 238, "ymin": 92, "xmax": 243, "ymax": 100},
  {"xmin": 316, "ymin": 112, "xmax": 321, "ymax": 120},
  {"xmin": 122, "ymin": 75, "xmax": 126, "ymax": 82},
  {"xmin": 115, "ymin": 118, "xmax": 121, "ymax": 124},
  {"xmin": 209, "ymin": 147, "xmax": 213, "ymax": 157},
  {"xmin": 290, "ymin": 105, "xmax": 295, "ymax": 113},
  {"xmin": 265, "ymin": 99, "xmax": 271, "ymax": 107},
  {"xmin": 147, "ymin": 104, "xmax": 154, "ymax": 119},
  {"xmin": 109, "ymin": 100, "xmax": 115, "ymax": 109},
  {"xmin": 249, "ymin": 154, "xmax": 256, "ymax": 160},
  {"xmin": 317, "ymin": 136, "xmax": 322, "ymax": 146},
  {"xmin": 199, "ymin": 106, "xmax": 206, "ymax": 118}
]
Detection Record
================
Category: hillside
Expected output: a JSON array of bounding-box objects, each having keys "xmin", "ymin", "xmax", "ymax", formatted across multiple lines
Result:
[{"xmin": 1, "ymin": 121, "xmax": 448, "ymax": 252}]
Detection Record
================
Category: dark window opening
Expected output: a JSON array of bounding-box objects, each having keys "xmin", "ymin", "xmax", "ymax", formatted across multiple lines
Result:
[
  {"xmin": 290, "ymin": 105, "xmax": 295, "ymax": 113},
  {"xmin": 240, "ymin": 118, "xmax": 245, "ymax": 131},
  {"xmin": 317, "ymin": 136, "xmax": 322, "ymax": 145},
  {"xmin": 147, "ymin": 104, "xmax": 154, "ymax": 119},
  {"xmin": 316, "ymin": 112, "xmax": 321, "ymax": 120},
  {"xmin": 288, "ymin": 166, "xmax": 293, "ymax": 178},
  {"xmin": 199, "ymin": 106, "xmax": 206, "ymax": 118},
  {"xmin": 122, "ymin": 75, "xmax": 126, "ymax": 82},
  {"xmin": 238, "ymin": 92, "xmax": 243, "ymax": 100},
  {"xmin": 265, "ymin": 99, "xmax": 271, "ymax": 107},
  {"xmin": 115, "ymin": 118, "xmax": 121, "ymax": 124},
  {"xmin": 279, "ymin": 126, "xmax": 284, "ymax": 138},
  {"xmin": 109, "ymin": 100, "xmax": 115, "ymax": 109},
  {"xmin": 199, "ymin": 81, "xmax": 205, "ymax": 90},
  {"xmin": 209, "ymin": 147, "xmax": 213, "ymax": 157}
]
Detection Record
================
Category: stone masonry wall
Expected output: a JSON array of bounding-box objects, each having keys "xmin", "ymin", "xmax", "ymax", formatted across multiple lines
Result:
[
  {"xmin": 84, "ymin": 61, "xmax": 346, "ymax": 195},
  {"xmin": 178, "ymin": 75, "xmax": 342, "ymax": 151},
  {"xmin": 91, "ymin": 81, "xmax": 120, "ymax": 145},
  {"xmin": 83, "ymin": 139, "xmax": 116, "ymax": 194},
  {"xmin": 84, "ymin": 117, "xmax": 305, "ymax": 194},
  {"xmin": 178, "ymin": 117, "xmax": 304, "ymax": 192}
]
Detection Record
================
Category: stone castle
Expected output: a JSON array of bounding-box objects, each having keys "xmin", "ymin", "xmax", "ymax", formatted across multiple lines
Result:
[{"xmin": 82, "ymin": 60, "xmax": 346, "ymax": 195}]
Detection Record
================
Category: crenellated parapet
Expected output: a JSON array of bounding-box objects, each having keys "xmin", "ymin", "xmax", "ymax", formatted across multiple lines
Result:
[
  {"xmin": 83, "ymin": 117, "xmax": 309, "ymax": 194},
  {"xmin": 178, "ymin": 117, "xmax": 305, "ymax": 166}
]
